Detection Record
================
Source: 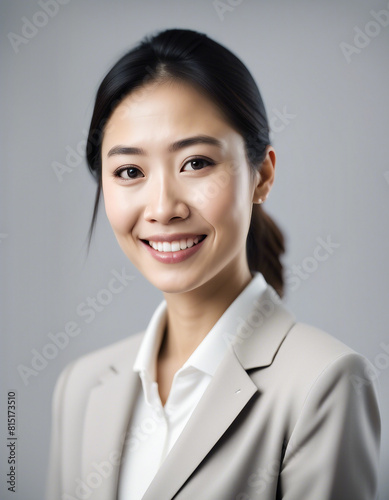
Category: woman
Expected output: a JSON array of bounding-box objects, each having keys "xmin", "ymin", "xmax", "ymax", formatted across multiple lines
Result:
[{"xmin": 46, "ymin": 28, "xmax": 380, "ymax": 500}]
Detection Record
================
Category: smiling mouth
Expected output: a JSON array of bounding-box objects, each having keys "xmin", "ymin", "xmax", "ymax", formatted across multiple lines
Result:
[{"xmin": 143, "ymin": 235, "xmax": 207, "ymax": 253}]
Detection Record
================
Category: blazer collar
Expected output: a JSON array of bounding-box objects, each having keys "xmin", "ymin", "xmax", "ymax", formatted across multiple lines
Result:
[
  {"xmin": 81, "ymin": 284, "xmax": 295, "ymax": 499},
  {"xmin": 232, "ymin": 284, "xmax": 296, "ymax": 369}
]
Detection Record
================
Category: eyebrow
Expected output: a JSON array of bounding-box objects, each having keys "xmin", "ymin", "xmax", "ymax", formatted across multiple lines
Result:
[{"xmin": 107, "ymin": 135, "xmax": 224, "ymax": 158}]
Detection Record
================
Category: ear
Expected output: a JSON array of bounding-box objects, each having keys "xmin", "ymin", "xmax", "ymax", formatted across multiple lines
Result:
[{"xmin": 252, "ymin": 145, "xmax": 276, "ymax": 204}]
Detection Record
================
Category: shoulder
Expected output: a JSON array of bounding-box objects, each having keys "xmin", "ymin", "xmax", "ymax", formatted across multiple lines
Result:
[
  {"xmin": 53, "ymin": 331, "xmax": 145, "ymax": 396},
  {"xmin": 275, "ymin": 320, "xmax": 362, "ymax": 363},
  {"xmin": 262, "ymin": 321, "xmax": 378, "ymax": 424},
  {"xmin": 280, "ymin": 321, "xmax": 359, "ymax": 364},
  {"xmin": 73, "ymin": 330, "xmax": 144, "ymax": 368},
  {"xmin": 274, "ymin": 321, "xmax": 372, "ymax": 387}
]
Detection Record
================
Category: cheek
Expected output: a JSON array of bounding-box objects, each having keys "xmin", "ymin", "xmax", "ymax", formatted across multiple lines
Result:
[
  {"xmin": 102, "ymin": 183, "xmax": 137, "ymax": 235},
  {"xmin": 199, "ymin": 172, "xmax": 252, "ymax": 236}
]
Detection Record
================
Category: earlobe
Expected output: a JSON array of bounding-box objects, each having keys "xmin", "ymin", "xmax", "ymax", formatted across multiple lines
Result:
[{"xmin": 252, "ymin": 146, "xmax": 276, "ymax": 204}]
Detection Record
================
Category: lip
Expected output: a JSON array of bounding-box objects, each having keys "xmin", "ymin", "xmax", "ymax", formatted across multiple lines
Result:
[
  {"xmin": 140, "ymin": 235, "xmax": 207, "ymax": 264},
  {"xmin": 140, "ymin": 233, "xmax": 205, "ymax": 243}
]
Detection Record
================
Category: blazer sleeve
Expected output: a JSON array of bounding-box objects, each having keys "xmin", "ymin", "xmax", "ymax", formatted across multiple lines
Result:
[
  {"xmin": 45, "ymin": 362, "xmax": 75, "ymax": 500},
  {"xmin": 279, "ymin": 352, "xmax": 381, "ymax": 500}
]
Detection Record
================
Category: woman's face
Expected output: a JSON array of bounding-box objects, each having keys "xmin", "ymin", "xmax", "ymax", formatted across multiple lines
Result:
[{"xmin": 101, "ymin": 79, "xmax": 271, "ymax": 293}]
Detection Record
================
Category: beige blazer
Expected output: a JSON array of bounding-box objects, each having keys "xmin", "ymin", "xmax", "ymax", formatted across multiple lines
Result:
[{"xmin": 46, "ymin": 285, "xmax": 380, "ymax": 500}]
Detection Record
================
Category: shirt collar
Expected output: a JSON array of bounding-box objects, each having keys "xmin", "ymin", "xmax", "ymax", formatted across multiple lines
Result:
[{"xmin": 133, "ymin": 272, "xmax": 268, "ymax": 381}]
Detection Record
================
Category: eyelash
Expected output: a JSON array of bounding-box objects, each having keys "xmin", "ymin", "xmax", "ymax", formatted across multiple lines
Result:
[{"xmin": 113, "ymin": 157, "xmax": 215, "ymax": 181}]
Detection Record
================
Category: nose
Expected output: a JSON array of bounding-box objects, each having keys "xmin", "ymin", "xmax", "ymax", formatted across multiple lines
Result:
[{"xmin": 143, "ymin": 173, "xmax": 190, "ymax": 224}]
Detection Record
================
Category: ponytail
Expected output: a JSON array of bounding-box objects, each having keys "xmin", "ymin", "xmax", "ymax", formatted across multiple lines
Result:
[{"xmin": 247, "ymin": 205, "xmax": 285, "ymax": 298}]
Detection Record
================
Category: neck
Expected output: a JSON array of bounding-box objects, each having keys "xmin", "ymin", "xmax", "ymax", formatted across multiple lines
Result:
[{"xmin": 159, "ymin": 262, "xmax": 253, "ymax": 367}]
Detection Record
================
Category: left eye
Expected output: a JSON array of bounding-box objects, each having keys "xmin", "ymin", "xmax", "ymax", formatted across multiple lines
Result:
[{"xmin": 182, "ymin": 158, "xmax": 214, "ymax": 171}]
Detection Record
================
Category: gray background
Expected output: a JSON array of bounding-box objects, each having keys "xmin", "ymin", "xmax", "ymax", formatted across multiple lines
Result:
[{"xmin": 1, "ymin": 0, "xmax": 388, "ymax": 498}]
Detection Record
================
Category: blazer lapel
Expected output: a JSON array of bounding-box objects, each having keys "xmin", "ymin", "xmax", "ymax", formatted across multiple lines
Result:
[
  {"xmin": 81, "ymin": 337, "xmax": 143, "ymax": 499},
  {"xmin": 142, "ymin": 286, "xmax": 296, "ymax": 500}
]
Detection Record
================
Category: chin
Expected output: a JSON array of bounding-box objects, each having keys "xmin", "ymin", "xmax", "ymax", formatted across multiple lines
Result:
[{"xmin": 143, "ymin": 269, "xmax": 203, "ymax": 295}]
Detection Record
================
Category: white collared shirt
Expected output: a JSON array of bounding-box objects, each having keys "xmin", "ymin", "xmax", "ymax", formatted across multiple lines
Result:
[{"xmin": 118, "ymin": 272, "xmax": 268, "ymax": 500}]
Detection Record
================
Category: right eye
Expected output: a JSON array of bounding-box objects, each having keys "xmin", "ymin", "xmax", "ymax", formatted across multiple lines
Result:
[{"xmin": 114, "ymin": 166, "xmax": 144, "ymax": 180}]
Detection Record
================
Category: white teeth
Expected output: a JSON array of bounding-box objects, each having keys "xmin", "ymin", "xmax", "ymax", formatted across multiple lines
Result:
[
  {"xmin": 148, "ymin": 236, "xmax": 203, "ymax": 252},
  {"xmin": 171, "ymin": 242, "xmax": 180, "ymax": 252}
]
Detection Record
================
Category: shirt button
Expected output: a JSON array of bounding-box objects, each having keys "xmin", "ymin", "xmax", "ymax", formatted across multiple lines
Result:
[{"xmin": 154, "ymin": 407, "xmax": 164, "ymax": 420}]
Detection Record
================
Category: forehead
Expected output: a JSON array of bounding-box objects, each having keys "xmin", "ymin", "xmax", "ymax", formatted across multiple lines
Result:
[{"xmin": 102, "ymin": 79, "xmax": 237, "ymax": 147}]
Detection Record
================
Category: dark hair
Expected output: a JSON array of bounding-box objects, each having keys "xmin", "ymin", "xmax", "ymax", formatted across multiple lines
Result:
[{"xmin": 86, "ymin": 28, "xmax": 285, "ymax": 297}]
